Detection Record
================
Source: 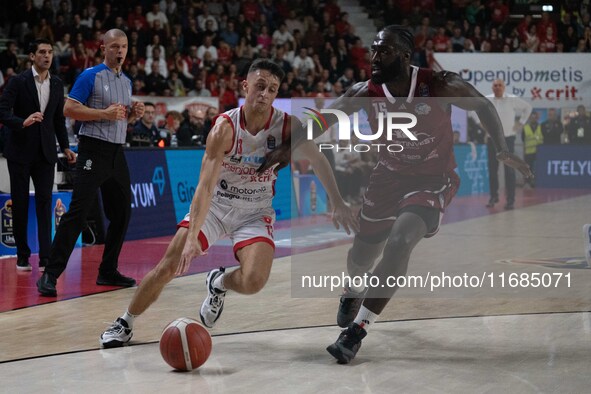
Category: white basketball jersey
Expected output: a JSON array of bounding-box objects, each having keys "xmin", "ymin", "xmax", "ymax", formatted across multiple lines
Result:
[{"xmin": 213, "ymin": 106, "xmax": 288, "ymax": 208}]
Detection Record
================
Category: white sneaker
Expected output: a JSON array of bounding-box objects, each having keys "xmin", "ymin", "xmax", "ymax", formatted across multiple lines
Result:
[
  {"xmin": 584, "ymin": 224, "xmax": 591, "ymax": 268},
  {"xmin": 200, "ymin": 267, "xmax": 226, "ymax": 328},
  {"xmin": 100, "ymin": 318, "xmax": 133, "ymax": 348}
]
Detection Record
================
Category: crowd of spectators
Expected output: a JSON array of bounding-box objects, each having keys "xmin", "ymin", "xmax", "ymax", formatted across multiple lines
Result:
[
  {"xmin": 0, "ymin": 0, "xmax": 589, "ymax": 151},
  {"xmin": 0, "ymin": 1, "xmax": 589, "ymax": 102},
  {"xmin": 373, "ymin": 0, "xmax": 591, "ymax": 68}
]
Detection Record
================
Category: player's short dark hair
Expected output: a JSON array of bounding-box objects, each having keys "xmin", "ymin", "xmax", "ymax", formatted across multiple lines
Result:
[
  {"xmin": 28, "ymin": 38, "xmax": 53, "ymax": 55},
  {"xmin": 248, "ymin": 59, "xmax": 285, "ymax": 82},
  {"xmin": 381, "ymin": 25, "xmax": 415, "ymax": 53},
  {"xmin": 143, "ymin": 101, "xmax": 155, "ymax": 108}
]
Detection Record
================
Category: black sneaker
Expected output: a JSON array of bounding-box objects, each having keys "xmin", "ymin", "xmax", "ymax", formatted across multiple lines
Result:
[
  {"xmin": 16, "ymin": 256, "xmax": 31, "ymax": 271},
  {"xmin": 200, "ymin": 267, "xmax": 226, "ymax": 328},
  {"xmin": 96, "ymin": 271, "xmax": 137, "ymax": 287},
  {"xmin": 326, "ymin": 323, "xmax": 367, "ymax": 364},
  {"xmin": 337, "ymin": 287, "xmax": 366, "ymax": 328},
  {"xmin": 486, "ymin": 197, "xmax": 499, "ymax": 208}
]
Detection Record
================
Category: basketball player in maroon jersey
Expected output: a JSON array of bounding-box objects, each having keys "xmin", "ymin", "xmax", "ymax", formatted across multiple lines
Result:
[{"xmin": 260, "ymin": 25, "xmax": 532, "ymax": 364}]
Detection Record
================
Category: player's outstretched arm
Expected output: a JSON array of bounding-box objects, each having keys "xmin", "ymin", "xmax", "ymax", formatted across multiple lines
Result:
[
  {"xmin": 294, "ymin": 121, "xmax": 359, "ymax": 235},
  {"xmin": 257, "ymin": 82, "xmax": 369, "ymax": 174},
  {"xmin": 177, "ymin": 118, "xmax": 233, "ymax": 275},
  {"xmin": 436, "ymin": 71, "xmax": 533, "ymax": 180}
]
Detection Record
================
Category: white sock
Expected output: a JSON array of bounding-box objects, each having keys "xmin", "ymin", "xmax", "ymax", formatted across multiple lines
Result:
[
  {"xmin": 213, "ymin": 273, "xmax": 226, "ymax": 292},
  {"xmin": 353, "ymin": 305, "xmax": 379, "ymax": 331},
  {"xmin": 120, "ymin": 311, "xmax": 137, "ymax": 328}
]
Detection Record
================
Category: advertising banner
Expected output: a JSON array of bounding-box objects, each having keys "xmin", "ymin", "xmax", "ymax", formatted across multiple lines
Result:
[
  {"xmin": 125, "ymin": 149, "xmax": 178, "ymax": 240},
  {"xmin": 433, "ymin": 53, "xmax": 591, "ymax": 102},
  {"xmin": 535, "ymin": 145, "xmax": 591, "ymax": 188}
]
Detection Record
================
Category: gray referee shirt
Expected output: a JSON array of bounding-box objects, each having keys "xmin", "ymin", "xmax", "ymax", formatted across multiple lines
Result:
[{"xmin": 67, "ymin": 63, "xmax": 132, "ymax": 144}]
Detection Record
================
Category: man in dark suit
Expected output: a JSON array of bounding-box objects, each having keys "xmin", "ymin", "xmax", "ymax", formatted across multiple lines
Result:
[{"xmin": 0, "ymin": 39, "xmax": 76, "ymax": 271}]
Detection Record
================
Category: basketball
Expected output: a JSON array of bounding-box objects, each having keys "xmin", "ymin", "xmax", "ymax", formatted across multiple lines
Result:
[{"xmin": 159, "ymin": 317, "xmax": 212, "ymax": 371}]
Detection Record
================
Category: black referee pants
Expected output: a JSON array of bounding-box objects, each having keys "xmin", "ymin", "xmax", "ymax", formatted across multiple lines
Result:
[{"xmin": 46, "ymin": 136, "xmax": 132, "ymax": 278}]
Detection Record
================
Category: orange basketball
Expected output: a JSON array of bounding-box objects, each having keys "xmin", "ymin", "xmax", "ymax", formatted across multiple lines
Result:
[{"xmin": 160, "ymin": 317, "xmax": 212, "ymax": 371}]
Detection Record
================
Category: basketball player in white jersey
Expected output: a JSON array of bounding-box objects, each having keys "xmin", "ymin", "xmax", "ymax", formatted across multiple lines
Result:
[{"xmin": 100, "ymin": 59, "xmax": 357, "ymax": 347}]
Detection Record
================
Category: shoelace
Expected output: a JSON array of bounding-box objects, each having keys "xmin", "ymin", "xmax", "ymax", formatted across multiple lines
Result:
[
  {"xmin": 340, "ymin": 327, "xmax": 363, "ymax": 346},
  {"xmin": 209, "ymin": 291, "xmax": 225, "ymax": 311},
  {"xmin": 103, "ymin": 321, "xmax": 128, "ymax": 335}
]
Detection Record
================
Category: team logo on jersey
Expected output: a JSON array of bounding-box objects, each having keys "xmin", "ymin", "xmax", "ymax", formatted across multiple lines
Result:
[
  {"xmin": 229, "ymin": 155, "xmax": 242, "ymax": 164},
  {"xmin": 418, "ymin": 82, "xmax": 429, "ymax": 97},
  {"xmin": 104, "ymin": 85, "xmax": 109, "ymax": 92},
  {"xmin": 220, "ymin": 179, "xmax": 228, "ymax": 189},
  {"xmin": 415, "ymin": 103, "xmax": 431, "ymax": 115},
  {"xmin": 267, "ymin": 136, "xmax": 276, "ymax": 149}
]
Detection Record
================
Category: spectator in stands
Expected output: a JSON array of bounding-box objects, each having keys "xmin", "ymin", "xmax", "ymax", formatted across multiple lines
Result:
[
  {"xmin": 0, "ymin": 41, "xmax": 19, "ymax": 75},
  {"xmin": 489, "ymin": 0, "xmax": 509, "ymax": 29},
  {"xmin": 198, "ymin": 7, "xmax": 218, "ymax": 32},
  {"xmin": 178, "ymin": 108, "xmax": 207, "ymax": 146},
  {"xmin": 536, "ymin": 12, "xmax": 556, "ymax": 41},
  {"xmin": 450, "ymin": 26, "xmax": 466, "ymax": 52},
  {"xmin": 188, "ymin": 78, "xmax": 211, "ymax": 97},
  {"xmin": 70, "ymin": 14, "xmax": 90, "ymax": 41},
  {"xmin": 337, "ymin": 67, "xmax": 356, "ymax": 90},
  {"xmin": 433, "ymin": 27, "xmax": 451, "ymax": 52},
  {"xmin": 167, "ymin": 70, "xmax": 186, "ymax": 97},
  {"xmin": 53, "ymin": 33, "xmax": 72, "ymax": 72},
  {"xmin": 566, "ymin": 105, "xmax": 591, "ymax": 144},
  {"xmin": 292, "ymin": 48, "xmax": 315, "ymax": 81},
  {"xmin": 144, "ymin": 62, "xmax": 167, "ymax": 96},
  {"xmin": 144, "ymin": 47, "xmax": 168, "ymax": 78},
  {"xmin": 561, "ymin": 25, "xmax": 579, "ymax": 52},
  {"xmin": 335, "ymin": 12, "xmax": 351, "ymax": 37},
  {"xmin": 146, "ymin": 3, "xmax": 169, "ymax": 33},
  {"xmin": 257, "ymin": 26, "xmax": 273, "ymax": 52},
  {"xmin": 523, "ymin": 24, "xmax": 540, "ymax": 52},
  {"xmin": 128, "ymin": 5, "xmax": 147, "ymax": 31},
  {"xmin": 540, "ymin": 26, "xmax": 557, "ymax": 52},
  {"xmin": 132, "ymin": 102, "xmax": 159, "ymax": 147},
  {"xmin": 69, "ymin": 42, "xmax": 91, "ymax": 80},
  {"xmin": 272, "ymin": 23, "xmax": 295, "ymax": 47},
  {"xmin": 466, "ymin": 0, "xmax": 486, "ymax": 26},
  {"xmin": 285, "ymin": 10, "xmax": 305, "ymax": 35},
  {"xmin": 486, "ymin": 27, "xmax": 505, "ymax": 52},
  {"xmin": 146, "ymin": 34, "xmax": 166, "ymax": 60},
  {"xmin": 197, "ymin": 36, "xmax": 218, "ymax": 63},
  {"xmin": 219, "ymin": 21, "xmax": 240, "ymax": 48}
]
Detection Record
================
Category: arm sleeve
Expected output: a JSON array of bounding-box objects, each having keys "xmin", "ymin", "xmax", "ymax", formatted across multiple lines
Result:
[{"xmin": 67, "ymin": 69, "xmax": 95, "ymax": 105}]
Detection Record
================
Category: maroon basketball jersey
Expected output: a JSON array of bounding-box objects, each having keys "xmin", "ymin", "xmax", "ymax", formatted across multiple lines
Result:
[{"xmin": 367, "ymin": 66, "xmax": 457, "ymax": 176}]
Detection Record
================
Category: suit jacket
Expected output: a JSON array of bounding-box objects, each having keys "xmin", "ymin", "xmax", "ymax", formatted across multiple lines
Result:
[{"xmin": 0, "ymin": 69, "xmax": 69, "ymax": 164}]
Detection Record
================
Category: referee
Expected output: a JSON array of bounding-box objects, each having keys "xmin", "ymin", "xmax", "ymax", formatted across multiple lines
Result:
[{"xmin": 37, "ymin": 29, "xmax": 145, "ymax": 297}]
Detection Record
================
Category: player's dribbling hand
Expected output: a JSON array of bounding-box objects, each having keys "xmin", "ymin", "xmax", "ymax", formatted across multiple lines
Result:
[
  {"xmin": 177, "ymin": 237, "xmax": 207, "ymax": 276},
  {"xmin": 497, "ymin": 151, "xmax": 534, "ymax": 180},
  {"xmin": 104, "ymin": 103, "xmax": 127, "ymax": 121},
  {"xmin": 331, "ymin": 200, "xmax": 359, "ymax": 235}
]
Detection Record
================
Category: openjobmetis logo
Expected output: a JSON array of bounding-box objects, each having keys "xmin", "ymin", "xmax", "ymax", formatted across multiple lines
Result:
[{"xmin": 304, "ymin": 107, "xmax": 418, "ymax": 153}]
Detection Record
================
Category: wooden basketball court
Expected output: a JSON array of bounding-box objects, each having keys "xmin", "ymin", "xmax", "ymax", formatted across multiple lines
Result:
[{"xmin": 1, "ymin": 189, "xmax": 590, "ymax": 392}]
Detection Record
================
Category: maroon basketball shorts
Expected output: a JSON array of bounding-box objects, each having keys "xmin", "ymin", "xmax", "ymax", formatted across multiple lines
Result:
[{"xmin": 359, "ymin": 165, "xmax": 460, "ymax": 241}]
